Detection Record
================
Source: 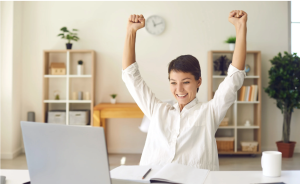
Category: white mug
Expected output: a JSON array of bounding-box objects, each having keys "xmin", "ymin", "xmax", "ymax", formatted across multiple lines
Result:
[{"xmin": 261, "ymin": 151, "xmax": 282, "ymax": 177}]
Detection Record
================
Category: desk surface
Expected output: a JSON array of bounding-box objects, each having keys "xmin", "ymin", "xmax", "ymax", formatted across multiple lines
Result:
[
  {"xmin": 1, "ymin": 169, "xmax": 300, "ymax": 184},
  {"xmin": 93, "ymin": 103, "xmax": 141, "ymax": 110}
]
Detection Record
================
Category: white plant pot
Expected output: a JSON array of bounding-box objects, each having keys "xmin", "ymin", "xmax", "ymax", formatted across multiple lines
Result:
[
  {"xmin": 229, "ymin": 43, "xmax": 235, "ymax": 51},
  {"xmin": 77, "ymin": 65, "xmax": 84, "ymax": 75},
  {"xmin": 111, "ymin": 98, "xmax": 116, "ymax": 104}
]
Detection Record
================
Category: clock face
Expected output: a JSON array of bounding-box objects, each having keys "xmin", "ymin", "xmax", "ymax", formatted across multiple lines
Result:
[{"xmin": 145, "ymin": 15, "xmax": 166, "ymax": 35}]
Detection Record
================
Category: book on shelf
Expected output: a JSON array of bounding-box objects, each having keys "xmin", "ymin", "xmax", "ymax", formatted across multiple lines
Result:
[{"xmin": 239, "ymin": 85, "xmax": 258, "ymax": 101}]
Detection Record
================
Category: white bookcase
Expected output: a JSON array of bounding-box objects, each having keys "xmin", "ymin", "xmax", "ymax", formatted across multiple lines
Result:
[
  {"xmin": 208, "ymin": 50, "xmax": 261, "ymax": 154},
  {"xmin": 42, "ymin": 50, "xmax": 95, "ymax": 126}
]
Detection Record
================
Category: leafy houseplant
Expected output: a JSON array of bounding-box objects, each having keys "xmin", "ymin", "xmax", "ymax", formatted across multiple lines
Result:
[
  {"xmin": 110, "ymin": 94, "xmax": 117, "ymax": 104},
  {"xmin": 224, "ymin": 36, "xmax": 236, "ymax": 51},
  {"xmin": 57, "ymin": 27, "xmax": 79, "ymax": 50},
  {"xmin": 213, "ymin": 55, "xmax": 232, "ymax": 76},
  {"xmin": 264, "ymin": 51, "xmax": 300, "ymax": 157}
]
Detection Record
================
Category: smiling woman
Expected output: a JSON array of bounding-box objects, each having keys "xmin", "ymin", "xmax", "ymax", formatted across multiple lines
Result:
[
  {"xmin": 122, "ymin": 11, "xmax": 247, "ymax": 171},
  {"xmin": 168, "ymin": 55, "xmax": 202, "ymax": 111}
]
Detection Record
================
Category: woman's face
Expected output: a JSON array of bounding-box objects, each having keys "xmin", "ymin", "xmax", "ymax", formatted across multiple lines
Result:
[{"xmin": 169, "ymin": 70, "xmax": 202, "ymax": 105}]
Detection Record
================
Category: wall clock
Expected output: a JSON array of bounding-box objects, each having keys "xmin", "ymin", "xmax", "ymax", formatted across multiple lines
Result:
[{"xmin": 145, "ymin": 15, "xmax": 166, "ymax": 35}]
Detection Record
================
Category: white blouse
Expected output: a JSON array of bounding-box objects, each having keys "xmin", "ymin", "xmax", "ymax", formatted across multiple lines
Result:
[{"xmin": 122, "ymin": 62, "xmax": 246, "ymax": 171}]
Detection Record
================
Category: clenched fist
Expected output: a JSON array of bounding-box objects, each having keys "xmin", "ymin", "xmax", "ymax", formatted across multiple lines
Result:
[
  {"xmin": 228, "ymin": 10, "xmax": 248, "ymax": 27},
  {"xmin": 127, "ymin": 14, "xmax": 145, "ymax": 32}
]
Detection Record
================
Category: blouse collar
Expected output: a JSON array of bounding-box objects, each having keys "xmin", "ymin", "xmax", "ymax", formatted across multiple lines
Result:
[{"xmin": 173, "ymin": 97, "xmax": 199, "ymax": 111}]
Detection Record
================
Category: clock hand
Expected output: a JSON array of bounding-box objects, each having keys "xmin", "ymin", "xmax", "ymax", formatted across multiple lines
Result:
[
  {"xmin": 155, "ymin": 22, "xmax": 163, "ymax": 26},
  {"xmin": 152, "ymin": 20, "xmax": 156, "ymax": 27}
]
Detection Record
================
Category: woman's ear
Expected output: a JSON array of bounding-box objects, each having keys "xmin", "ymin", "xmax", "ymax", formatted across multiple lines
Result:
[{"xmin": 197, "ymin": 77, "xmax": 202, "ymax": 87}]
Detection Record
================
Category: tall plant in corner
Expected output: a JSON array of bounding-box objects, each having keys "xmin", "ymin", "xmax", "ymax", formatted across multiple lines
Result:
[
  {"xmin": 57, "ymin": 27, "xmax": 79, "ymax": 50},
  {"xmin": 264, "ymin": 51, "xmax": 300, "ymax": 157}
]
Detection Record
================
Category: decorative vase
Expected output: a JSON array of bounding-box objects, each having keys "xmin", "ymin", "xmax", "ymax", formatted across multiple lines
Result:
[
  {"xmin": 78, "ymin": 91, "xmax": 83, "ymax": 100},
  {"xmin": 229, "ymin": 43, "xmax": 235, "ymax": 51},
  {"xmin": 77, "ymin": 65, "xmax": 83, "ymax": 75},
  {"xmin": 276, "ymin": 141, "xmax": 296, "ymax": 158},
  {"xmin": 111, "ymin": 98, "xmax": 116, "ymax": 104},
  {"xmin": 66, "ymin": 43, "xmax": 72, "ymax": 50}
]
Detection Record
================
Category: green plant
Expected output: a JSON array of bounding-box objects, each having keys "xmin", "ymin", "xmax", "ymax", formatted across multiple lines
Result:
[
  {"xmin": 224, "ymin": 36, "xmax": 236, "ymax": 44},
  {"xmin": 55, "ymin": 94, "xmax": 60, "ymax": 100},
  {"xmin": 264, "ymin": 51, "xmax": 300, "ymax": 143},
  {"xmin": 78, "ymin": 60, "xmax": 83, "ymax": 65},
  {"xmin": 111, "ymin": 94, "xmax": 117, "ymax": 99},
  {"xmin": 57, "ymin": 27, "xmax": 79, "ymax": 43}
]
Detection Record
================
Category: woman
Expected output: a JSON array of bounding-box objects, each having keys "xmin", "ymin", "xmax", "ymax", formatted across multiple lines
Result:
[{"xmin": 122, "ymin": 10, "xmax": 247, "ymax": 171}]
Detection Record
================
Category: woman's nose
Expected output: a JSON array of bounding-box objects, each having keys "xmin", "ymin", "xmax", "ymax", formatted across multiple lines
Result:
[{"xmin": 177, "ymin": 84, "xmax": 184, "ymax": 92}]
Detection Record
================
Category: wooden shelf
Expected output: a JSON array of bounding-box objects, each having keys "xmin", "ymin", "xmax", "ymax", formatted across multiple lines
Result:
[
  {"xmin": 213, "ymin": 75, "xmax": 259, "ymax": 79},
  {"xmin": 218, "ymin": 126, "xmax": 235, "ymax": 129},
  {"xmin": 42, "ymin": 50, "xmax": 95, "ymax": 126},
  {"xmin": 69, "ymin": 100, "xmax": 92, "ymax": 103},
  {"xmin": 44, "ymin": 75, "xmax": 66, "ymax": 78},
  {"xmin": 218, "ymin": 151, "xmax": 261, "ymax": 154},
  {"xmin": 236, "ymin": 101, "xmax": 259, "ymax": 104},
  {"xmin": 237, "ymin": 126, "xmax": 259, "ymax": 129},
  {"xmin": 69, "ymin": 75, "xmax": 92, "ymax": 78},
  {"xmin": 44, "ymin": 100, "xmax": 67, "ymax": 103},
  {"xmin": 208, "ymin": 50, "xmax": 261, "ymax": 155}
]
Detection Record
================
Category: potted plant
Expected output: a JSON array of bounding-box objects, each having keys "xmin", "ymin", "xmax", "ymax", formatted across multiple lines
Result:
[
  {"xmin": 77, "ymin": 60, "xmax": 84, "ymax": 75},
  {"xmin": 264, "ymin": 51, "xmax": 300, "ymax": 158},
  {"xmin": 57, "ymin": 27, "xmax": 79, "ymax": 50},
  {"xmin": 110, "ymin": 94, "xmax": 117, "ymax": 104},
  {"xmin": 224, "ymin": 36, "xmax": 236, "ymax": 51}
]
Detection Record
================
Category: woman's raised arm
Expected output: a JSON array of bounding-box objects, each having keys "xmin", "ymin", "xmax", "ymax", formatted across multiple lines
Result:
[
  {"xmin": 210, "ymin": 10, "xmax": 248, "ymax": 132},
  {"xmin": 228, "ymin": 10, "xmax": 248, "ymax": 70},
  {"xmin": 122, "ymin": 14, "xmax": 145, "ymax": 70},
  {"xmin": 122, "ymin": 14, "xmax": 163, "ymax": 119}
]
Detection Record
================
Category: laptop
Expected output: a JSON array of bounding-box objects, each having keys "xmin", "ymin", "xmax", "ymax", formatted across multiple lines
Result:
[{"xmin": 21, "ymin": 121, "xmax": 112, "ymax": 184}]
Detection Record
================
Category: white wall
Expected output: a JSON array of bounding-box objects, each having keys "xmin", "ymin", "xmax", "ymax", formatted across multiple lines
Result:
[
  {"xmin": 1, "ymin": 1, "xmax": 299, "ymax": 157},
  {"xmin": 1, "ymin": 1, "xmax": 23, "ymax": 159}
]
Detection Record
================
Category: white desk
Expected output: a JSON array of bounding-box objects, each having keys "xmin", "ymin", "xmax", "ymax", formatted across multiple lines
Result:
[{"xmin": 1, "ymin": 169, "xmax": 300, "ymax": 184}]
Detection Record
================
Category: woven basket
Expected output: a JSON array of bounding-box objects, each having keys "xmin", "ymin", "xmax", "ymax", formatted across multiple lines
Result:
[
  {"xmin": 241, "ymin": 141, "xmax": 258, "ymax": 152},
  {"xmin": 216, "ymin": 137, "xmax": 234, "ymax": 152}
]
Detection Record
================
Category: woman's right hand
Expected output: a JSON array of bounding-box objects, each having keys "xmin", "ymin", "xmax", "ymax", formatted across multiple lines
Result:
[{"xmin": 127, "ymin": 14, "xmax": 145, "ymax": 32}]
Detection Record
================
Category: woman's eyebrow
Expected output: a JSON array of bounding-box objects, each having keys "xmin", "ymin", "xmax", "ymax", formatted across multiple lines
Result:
[{"xmin": 170, "ymin": 78, "xmax": 191, "ymax": 81}]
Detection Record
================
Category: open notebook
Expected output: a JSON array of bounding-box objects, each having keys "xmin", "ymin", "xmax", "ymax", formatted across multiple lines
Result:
[{"xmin": 110, "ymin": 163, "xmax": 210, "ymax": 184}]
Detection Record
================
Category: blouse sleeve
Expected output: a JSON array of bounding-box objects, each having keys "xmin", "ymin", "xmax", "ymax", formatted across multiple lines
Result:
[
  {"xmin": 210, "ymin": 63, "xmax": 246, "ymax": 132},
  {"xmin": 122, "ymin": 62, "xmax": 162, "ymax": 119}
]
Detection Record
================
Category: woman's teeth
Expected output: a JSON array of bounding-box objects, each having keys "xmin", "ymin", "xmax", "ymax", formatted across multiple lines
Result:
[{"xmin": 177, "ymin": 93, "xmax": 188, "ymax": 98}]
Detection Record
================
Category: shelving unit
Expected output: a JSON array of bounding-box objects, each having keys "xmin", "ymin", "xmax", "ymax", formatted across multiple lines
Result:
[
  {"xmin": 42, "ymin": 50, "xmax": 95, "ymax": 126},
  {"xmin": 208, "ymin": 50, "xmax": 261, "ymax": 155}
]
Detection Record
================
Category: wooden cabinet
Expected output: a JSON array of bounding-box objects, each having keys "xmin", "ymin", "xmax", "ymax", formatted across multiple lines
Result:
[
  {"xmin": 42, "ymin": 50, "xmax": 95, "ymax": 126},
  {"xmin": 208, "ymin": 50, "xmax": 261, "ymax": 154}
]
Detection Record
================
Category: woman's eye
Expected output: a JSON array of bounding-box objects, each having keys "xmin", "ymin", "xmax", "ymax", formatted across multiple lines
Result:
[
  {"xmin": 171, "ymin": 83, "xmax": 176, "ymax": 85},
  {"xmin": 184, "ymin": 82, "xmax": 190, "ymax": 84}
]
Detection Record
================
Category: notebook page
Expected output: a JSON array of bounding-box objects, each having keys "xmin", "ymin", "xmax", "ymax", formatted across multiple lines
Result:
[
  {"xmin": 150, "ymin": 163, "xmax": 209, "ymax": 184},
  {"xmin": 110, "ymin": 165, "xmax": 151, "ymax": 183},
  {"xmin": 110, "ymin": 165, "xmax": 164, "ymax": 183}
]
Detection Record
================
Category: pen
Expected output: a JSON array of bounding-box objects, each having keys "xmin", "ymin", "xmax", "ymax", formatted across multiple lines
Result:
[{"xmin": 142, "ymin": 168, "xmax": 151, "ymax": 179}]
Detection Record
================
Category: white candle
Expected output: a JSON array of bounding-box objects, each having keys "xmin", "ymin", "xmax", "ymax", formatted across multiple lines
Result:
[
  {"xmin": 72, "ymin": 92, "xmax": 77, "ymax": 100},
  {"xmin": 84, "ymin": 92, "xmax": 90, "ymax": 100}
]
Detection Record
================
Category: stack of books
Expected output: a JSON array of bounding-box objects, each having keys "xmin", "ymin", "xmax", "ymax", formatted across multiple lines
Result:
[{"xmin": 239, "ymin": 85, "xmax": 258, "ymax": 101}]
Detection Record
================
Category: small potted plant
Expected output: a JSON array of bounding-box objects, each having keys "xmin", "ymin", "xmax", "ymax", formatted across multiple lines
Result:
[
  {"xmin": 224, "ymin": 36, "xmax": 236, "ymax": 51},
  {"xmin": 264, "ymin": 51, "xmax": 300, "ymax": 158},
  {"xmin": 77, "ymin": 60, "xmax": 84, "ymax": 75},
  {"xmin": 57, "ymin": 27, "xmax": 79, "ymax": 50},
  {"xmin": 110, "ymin": 94, "xmax": 117, "ymax": 104}
]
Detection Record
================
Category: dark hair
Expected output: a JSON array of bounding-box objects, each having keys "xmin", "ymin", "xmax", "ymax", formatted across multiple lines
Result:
[{"xmin": 168, "ymin": 55, "xmax": 201, "ymax": 93}]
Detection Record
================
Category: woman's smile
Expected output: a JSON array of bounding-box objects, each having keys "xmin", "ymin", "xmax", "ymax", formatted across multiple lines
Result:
[{"xmin": 177, "ymin": 93, "xmax": 188, "ymax": 98}]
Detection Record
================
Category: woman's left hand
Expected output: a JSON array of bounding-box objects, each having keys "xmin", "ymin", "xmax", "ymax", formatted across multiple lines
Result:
[{"xmin": 228, "ymin": 10, "xmax": 248, "ymax": 27}]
